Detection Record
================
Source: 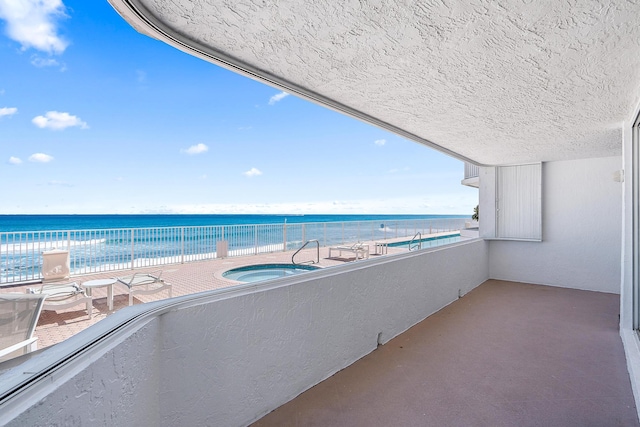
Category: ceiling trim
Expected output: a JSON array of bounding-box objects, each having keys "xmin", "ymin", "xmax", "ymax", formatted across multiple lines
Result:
[{"xmin": 110, "ymin": 0, "xmax": 485, "ymax": 166}]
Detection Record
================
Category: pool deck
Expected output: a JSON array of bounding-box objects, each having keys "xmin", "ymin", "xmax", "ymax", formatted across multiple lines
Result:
[{"xmin": 1, "ymin": 232, "xmax": 461, "ymax": 351}]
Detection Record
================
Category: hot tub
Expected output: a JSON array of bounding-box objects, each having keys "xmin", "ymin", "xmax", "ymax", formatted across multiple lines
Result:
[{"xmin": 222, "ymin": 263, "xmax": 320, "ymax": 283}]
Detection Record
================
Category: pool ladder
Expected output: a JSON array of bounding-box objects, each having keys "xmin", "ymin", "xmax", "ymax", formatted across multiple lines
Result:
[
  {"xmin": 292, "ymin": 239, "xmax": 320, "ymax": 265},
  {"xmin": 409, "ymin": 232, "xmax": 422, "ymax": 251}
]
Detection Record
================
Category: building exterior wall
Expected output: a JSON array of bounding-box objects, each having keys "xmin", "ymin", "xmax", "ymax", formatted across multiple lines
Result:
[
  {"xmin": 2, "ymin": 239, "xmax": 489, "ymax": 427},
  {"xmin": 487, "ymin": 156, "xmax": 623, "ymax": 293}
]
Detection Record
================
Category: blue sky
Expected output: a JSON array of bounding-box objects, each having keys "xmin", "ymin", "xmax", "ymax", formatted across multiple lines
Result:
[{"xmin": 0, "ymin": 0, "xmax": 477, "ymax": 215}]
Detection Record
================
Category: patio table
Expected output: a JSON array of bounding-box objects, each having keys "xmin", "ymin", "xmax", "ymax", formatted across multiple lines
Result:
[{"xmin": 82, "ymin": 278, "xmax": 117, "ymax": 311}]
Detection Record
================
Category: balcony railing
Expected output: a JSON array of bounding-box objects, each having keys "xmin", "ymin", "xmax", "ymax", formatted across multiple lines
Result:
[
  {"xmin": 464, "ymin": 162, "xmax": 480, "ymax": 180},
  {"xmin": 0, "ymin": 239, "xmax": 489, "ymax": 426},
  {"xmin": 0, "ymin": 218, "xmax": 467, "ymax": 285}
]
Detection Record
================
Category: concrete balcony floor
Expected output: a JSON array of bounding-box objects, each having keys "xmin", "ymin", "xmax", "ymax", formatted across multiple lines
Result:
[{"xmin": 253, "ymin": 280, "xmax": 639, "ymax": 427}]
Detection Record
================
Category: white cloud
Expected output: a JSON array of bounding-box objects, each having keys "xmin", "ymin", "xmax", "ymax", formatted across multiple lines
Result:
[
  {"xmin": 181, "ymin": 143, "xmax": 208, "ymax": 155},
  {"xmin": 8, "ymin": 156, "xmax": 22, "ymax": 164},
  {"xmin": 374, "ymin": 139, "xmax": 386, "ymax": 146},
  {"xmin": 30, "ymin": 55, "xmax": 64, "ymax": 69},
  {"xmin": 388, "ymin": 166, "xmax": 409, "ymax": 174},
  {"xmin": 28, "ymin": 152, "xmax": 53, "ymax": 163},
  {"xmin": 32, "ymin": 111, "xmax": 88, "ymax": 130},
  {"xmin": 243, "ymin": 167, "xmax": 263, "ymax": 177},
  {"xmin": 268, "ymin": 91, "xmax": 289, "ymax": 105},
  {"xmin": 0, "ymin": 107, "xmax": 17, "ymax": 117},
  {"xmin": 48, "ymin": 180, "xmax": 71, "ymax": 187},
  {"xmin": 0, "ymin": 0, "xmax": 69, "ymax": 54}
]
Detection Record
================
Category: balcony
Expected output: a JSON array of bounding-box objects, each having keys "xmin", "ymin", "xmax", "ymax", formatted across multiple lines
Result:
[
  {"xmin": 462, "ymin": 162, "xmax": 480, "ymax": 188},
  {"xmin": 1, "ymin": 239, "xmax": 636, "ymax": 426},
  {"xmin": 255, "ymin": 280, "xmax": 637, "ymax": 426}
]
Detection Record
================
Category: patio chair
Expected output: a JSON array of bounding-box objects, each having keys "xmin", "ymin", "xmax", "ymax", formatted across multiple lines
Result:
[
  {"xmin": 116, "ymin": 270, "xmax": 172, "ymax": 306},
  {"xmin": 328, "ymin": 242, "xmax": 369, "ymax": 261},
  {"xmin": 27, "ymin": 282, "xmax": 93, "ymax": 320},
  {"xmin": 0, "ymin": 293, "xmax": 47, "ymax": 362}
]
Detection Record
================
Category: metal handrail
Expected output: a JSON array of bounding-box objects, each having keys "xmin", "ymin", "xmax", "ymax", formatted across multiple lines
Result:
[
  {"xmin": 292, "ymin": 240, "xmax": 320, "ymax": 265},
  {"xmin": 409, "ymin": 232, "xmax": 422, "ymax": 251}
]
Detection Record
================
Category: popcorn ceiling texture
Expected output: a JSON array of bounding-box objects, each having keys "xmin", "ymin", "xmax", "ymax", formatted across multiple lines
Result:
[{"xmin": 131, "ymin": 0, "xmax": 640, "ymax": 165}]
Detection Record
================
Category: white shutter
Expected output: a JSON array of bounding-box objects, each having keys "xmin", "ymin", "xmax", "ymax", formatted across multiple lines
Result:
[{"xmin": 496, "ymin": 163, "xmax": 542, "ymax": 240}]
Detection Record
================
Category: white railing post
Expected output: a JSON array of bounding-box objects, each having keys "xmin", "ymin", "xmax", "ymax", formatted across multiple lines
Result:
[
  {"xmin": 254, "ymin": 225, "xmax": 258, "ymax": 255},
  {"xmin": 181, "ymin": 227, "xmax": 185, "ymax": 264},
  {"xmin": 66, "ymin": 230, "xmax": 71, "ymax": 274},
  {"xmin": 130, "ymin": 229, "xmax": 135, "ymax": 270},
  {"xmin": 283, "ymin": 223, "xmax": 287, "ymax": 252},
  {"xmin": 302, "ymin": 224, "xmax": 306, "ymax": 246},
  {"xmin": 323, "ymin": 223, "xmax": 326, "ymax": 247}
]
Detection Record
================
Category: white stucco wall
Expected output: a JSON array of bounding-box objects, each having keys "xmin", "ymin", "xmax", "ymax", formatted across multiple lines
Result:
[
  {"xmin": 1, "ymin": 239, "xmax": 489, "ymax": 427},
  {"xmin": 2, "ymin": 318, "xmax": 163, "ymax": 427},
  {"xmin": 488, "ymin": 156, "xmax": 622, "ymax": 293}
]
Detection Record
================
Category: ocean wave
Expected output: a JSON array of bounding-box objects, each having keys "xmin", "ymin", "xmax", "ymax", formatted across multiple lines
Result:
[
  {"xmin": 377, "ymin": 226, "xmax": 395, "ymax": 232},
  {"xmin": 0, "ymin": 238, "xmax": 107, "ymax": 252}
]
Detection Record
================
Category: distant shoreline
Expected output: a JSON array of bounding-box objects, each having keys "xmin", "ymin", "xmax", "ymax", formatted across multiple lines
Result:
[{"xmin": 0, "ymin": 213, "xmax": 470, "ymax": 233}]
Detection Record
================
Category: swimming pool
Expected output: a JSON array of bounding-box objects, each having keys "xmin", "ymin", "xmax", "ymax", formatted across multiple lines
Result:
[
  {"xmin": 387, "ymin": 233, "xmax": 461, "ymax": 249},
  {"xmin": 222, "ymin": 263, "xmax": 320, "ymax": 283}
]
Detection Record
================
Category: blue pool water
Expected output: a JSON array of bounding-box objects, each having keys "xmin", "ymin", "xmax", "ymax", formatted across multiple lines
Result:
[
  {"xmin": 222, "ymin": 263, "xmax": 320, "ymax": 283},
  {"xmin": 387, "ymin": 233, "xmax": 461, "ymax": 249}
]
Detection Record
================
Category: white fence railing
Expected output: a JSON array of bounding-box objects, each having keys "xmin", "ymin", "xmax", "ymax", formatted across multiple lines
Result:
[
  {"xmin": 0, "ymin": 218, "xmax": 467, "ymax": 285},
  {"xmin": 464, "ymin": 162, "xmax": 480, "ymax": 180}
]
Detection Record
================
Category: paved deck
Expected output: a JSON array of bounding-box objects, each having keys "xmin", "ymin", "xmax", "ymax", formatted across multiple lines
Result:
[
  {"xmin": 252, "ymin": 280, "xmax": 638, "ymax": 426},
  {"xmin": 1, "ymin": 239, "xmax": 414, "ymax": 349}
]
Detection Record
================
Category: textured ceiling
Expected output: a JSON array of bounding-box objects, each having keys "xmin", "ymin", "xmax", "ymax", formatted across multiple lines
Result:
[{"xmin": 110, "ymin": 0, "xmax": 640, "ymax": 165}]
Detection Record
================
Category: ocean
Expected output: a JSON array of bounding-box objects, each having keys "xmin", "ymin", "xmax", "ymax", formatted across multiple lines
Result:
[
  {"xmin": 0, "ymin": 214, "xmax": 469, "ymax": 284},
  {"xmin": 0, "ymin": 214, "xmax": 469, "ymax": 233}
]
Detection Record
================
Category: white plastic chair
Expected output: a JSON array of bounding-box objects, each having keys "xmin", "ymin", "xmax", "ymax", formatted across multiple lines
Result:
[
  {"xmin": 116, "ymin": 271, "xmax": 172, "ymax": 306},
  {"xmin": 0, "ymin": 293, "xmax": 47, "ymax": 362},
  {"xmin": 328, "ymin": 242, "xmax": 370, "ymax": 260},
  {"xmin": 27, "ymin": 282, "xmax": 92, "ymax": 319}
]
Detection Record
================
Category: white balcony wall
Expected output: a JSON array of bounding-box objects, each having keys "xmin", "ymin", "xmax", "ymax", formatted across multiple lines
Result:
[
  {"xmin": 488, "ymin": 156, "xmax": 623, "ymax": 293},
  {"xmin": 3, "ymin": 240, "xmax": 489, "ymax": 427}
]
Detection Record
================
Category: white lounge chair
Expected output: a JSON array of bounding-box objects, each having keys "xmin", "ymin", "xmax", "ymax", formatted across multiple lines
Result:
[
  {"xmin": 116, "ymin": 271, "xmax": 172, "ymax": 306},
  {"xmin": 328, "ymin": 242, "xmax": 369, "ymax": 261},
  {"xmin": 0, "ymin": 293, "xmax": 47, "ymax": 362},
  {"xmin": 27, "ymin": 282, "xmax": 93, "ymax": 319}
]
